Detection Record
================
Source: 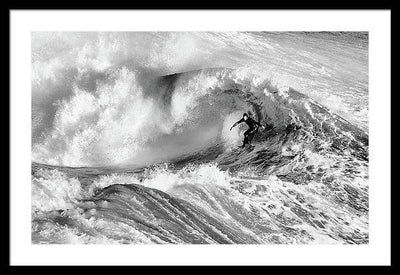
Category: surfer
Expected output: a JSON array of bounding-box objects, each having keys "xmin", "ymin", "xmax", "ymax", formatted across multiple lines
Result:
[{"xmin": 230, "ymin": 113, "xmax": 264, "ymax": 148}]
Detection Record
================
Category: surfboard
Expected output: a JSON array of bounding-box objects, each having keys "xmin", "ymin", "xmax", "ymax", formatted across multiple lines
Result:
[
  {"xmin": 246, "ymin": 145, "xmax": 255, "ymax": 151},
  {"xmin": 236, "ymin": 144, "xmax": 255, "ymax": 151}
]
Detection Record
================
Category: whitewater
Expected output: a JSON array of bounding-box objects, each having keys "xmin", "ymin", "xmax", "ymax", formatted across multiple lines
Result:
[{"xmin": 31, "ymin": 32, "xmax": 369, "ymax": 244}]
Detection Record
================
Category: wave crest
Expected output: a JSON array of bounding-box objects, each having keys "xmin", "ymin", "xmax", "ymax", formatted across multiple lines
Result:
[{"xmin": 32, "ymin": 67, "xmax": 367, "ymax": 168}]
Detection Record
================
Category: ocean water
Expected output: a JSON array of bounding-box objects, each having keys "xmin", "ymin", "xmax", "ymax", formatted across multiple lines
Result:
[{"xmin": 31, "ymin": 32, "xmax": 369, "ymax": 244}]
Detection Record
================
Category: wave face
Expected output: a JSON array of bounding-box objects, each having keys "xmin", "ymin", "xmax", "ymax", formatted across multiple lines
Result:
[{"xmin": 31, "ymin": 32, "xmax": 369, "ymax": 244}]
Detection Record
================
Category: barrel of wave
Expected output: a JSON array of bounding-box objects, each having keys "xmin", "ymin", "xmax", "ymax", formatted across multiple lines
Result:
[{"xmin": 221, "ymin": 111, "xmax": 245, "ymax": 150}]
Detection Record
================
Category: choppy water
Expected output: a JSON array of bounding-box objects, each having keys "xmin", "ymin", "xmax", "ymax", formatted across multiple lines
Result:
[{"xmin": 31, "ymin": 32, "xmax": 368, "ymax": 244}]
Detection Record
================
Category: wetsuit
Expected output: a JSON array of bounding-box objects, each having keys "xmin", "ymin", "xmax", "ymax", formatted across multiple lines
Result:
[{"xmin": 233, "ymin": 117, "xmax": 262, "ymax": 147}]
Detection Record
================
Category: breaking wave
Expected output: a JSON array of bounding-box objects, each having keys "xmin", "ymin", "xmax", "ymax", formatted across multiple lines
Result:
[
  {"xmin": 31, "ymin": 32, "xmax": 369, "ymax": 244},
  {"xmin": 32, "ymin": 68, "xmax": 367, "ymax": 167},
  {"xmin": 32, "ymin": 67, "xmax": 369, "ymax": 244}
]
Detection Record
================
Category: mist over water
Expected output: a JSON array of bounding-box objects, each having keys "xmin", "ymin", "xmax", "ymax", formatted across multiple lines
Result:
[{"xmin": 31, "ymin": 32, "xmax": 369, "ymax": 244}]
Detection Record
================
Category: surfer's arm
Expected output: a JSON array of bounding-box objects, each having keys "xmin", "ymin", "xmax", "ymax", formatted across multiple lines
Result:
[
  {"xmin": 230, "ymin": 119, "xmax": 243, "ymax": 130},
  {"xmin": 254, "ymin": 121, "xmax": 265, "ymax": 129},
  {"xmin": 253, "ymin": 119, "xmax": 265, "ymax": 130},
  {"xmin": 250, "ymin": 118, "xmax": 262, "ymax": 128}
]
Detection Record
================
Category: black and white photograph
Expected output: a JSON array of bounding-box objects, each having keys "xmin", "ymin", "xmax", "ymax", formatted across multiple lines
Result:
[
  {"xmin": 10, "ymin": 10, "xmax": 391, "ymax": 266},
  {"xmin": 31, "ymin": 31, "xmax": 369, "ymax": 245}
]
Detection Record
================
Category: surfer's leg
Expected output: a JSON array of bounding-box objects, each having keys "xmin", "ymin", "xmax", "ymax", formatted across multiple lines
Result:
[
  {"xmin": 247, "ymin": 130, "xmax": 257, "ymax": 145},
  {"xmin": 243, "ymin": 129, "xmax": 251, "ymax": 147}
]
